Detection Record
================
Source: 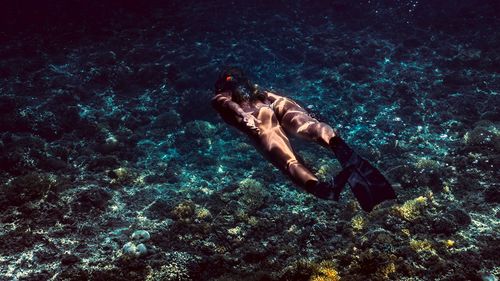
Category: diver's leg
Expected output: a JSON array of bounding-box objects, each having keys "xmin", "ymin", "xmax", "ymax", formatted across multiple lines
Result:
[
  {"xmin": 253, "ymin": 106, "xmax": 340, "ymax": 200},
  {"xmin": 272, "ymin": 98, "xmax": 336, "ymax": 147},
  {"xmin": 273, "ymin": 99, "xmax": 397, "ymax": 211},
  {"xmin": 253, "ymin": 106, "xmax": 316, "ymax": 187}
]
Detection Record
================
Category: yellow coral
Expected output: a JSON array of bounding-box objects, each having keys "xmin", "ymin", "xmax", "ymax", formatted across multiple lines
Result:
[
  {"xmin": 227, "ymin": 226, "xmax": 241, "ymax": 236},
  {"xmin": 172, "ymin": 201, "xmax": 196, "ymax": 220},
  {"xmin": 195, "ymin": 207, "xmax": 211, "ymax": 219},
  {"xmin": 113, "ymin": 167, "xmax": 128, "ymax": 178},
  {"xmin": 110, "ymin": 167, "xmax": 132, "ymax": 185},
  {"xmin": 247, "ymin": 216, "xmax": 259, "ymax": 226},
  {"xmin": 316, "ymin": 163, "xmax": 336, "ymax": 180},
  {"xmin": 444, "ymin": 240, "xmax": 455, "ymax": 248},
  {"xmin": 394, "ymin": 196, "xmax": 428, "ymax": 221},
  {"xmin": 410, "ymin": 239, "xmax": 434, "ymax": 252},
  {"xmin": 310, "ymin": 261, "xmax": 340, "ymax": 281},
  {"xmin": 351, "ymin": 215, "xmax": 365, "ymax": 231},
  {"xmin": 380, "ymin": 262, "xmax": 396, "ymax": 278},
  {"xmin": 415, "ymin": 158, "xmax": 440, "ymax": 170}
]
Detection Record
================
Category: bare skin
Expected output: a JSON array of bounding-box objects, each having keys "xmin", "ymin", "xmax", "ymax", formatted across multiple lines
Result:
[{"xmin": 212, "ymin": 90, "xmax": 337, "ymax": 189}]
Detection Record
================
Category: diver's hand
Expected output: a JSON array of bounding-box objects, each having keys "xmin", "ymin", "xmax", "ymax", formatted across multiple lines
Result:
[{"xmin": 242, "ymin": 113, "xmax": 261, "ymax": 133}]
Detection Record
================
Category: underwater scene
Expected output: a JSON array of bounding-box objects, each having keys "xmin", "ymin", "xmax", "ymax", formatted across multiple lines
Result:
[{"xmin": 0, "ymin": 0, "xmax": 499, "ymax": 280}]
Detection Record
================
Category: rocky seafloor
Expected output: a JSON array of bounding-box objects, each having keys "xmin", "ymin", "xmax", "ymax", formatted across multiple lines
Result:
[{"xmin": 0, "ymin": 1, "xmax": 499, "ymax": 280}]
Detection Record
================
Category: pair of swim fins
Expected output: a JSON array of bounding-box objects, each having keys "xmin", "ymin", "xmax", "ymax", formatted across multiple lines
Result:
[{"xmin": 330, "ymin": 136, "xmax": 397, "ymax": 212}]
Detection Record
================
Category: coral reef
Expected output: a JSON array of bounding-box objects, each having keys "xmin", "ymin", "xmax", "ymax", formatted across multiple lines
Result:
[{"xmin": 0, "ymin": 0, "xmax": 498, "ymax": 280}]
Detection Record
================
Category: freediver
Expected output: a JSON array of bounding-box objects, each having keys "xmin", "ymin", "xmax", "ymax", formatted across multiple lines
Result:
[{"xmin": 212, "ymin": 67, "xmax": 396, "ymax": 212}]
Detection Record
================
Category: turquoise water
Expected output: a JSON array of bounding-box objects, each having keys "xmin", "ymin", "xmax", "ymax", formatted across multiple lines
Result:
[{"xmin": 0, "ymin": 1, "xmax": 498, "ymax": 280}]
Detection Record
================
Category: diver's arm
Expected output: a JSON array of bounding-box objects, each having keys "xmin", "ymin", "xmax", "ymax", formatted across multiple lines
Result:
[
  {"xmin": 212, "ymin": 93, "xmax": 247, "ymax": 126},
  {"xmin": 212, "ymin": 93, "xmax": 245, "ymax": 119},
  {"xmin": 212, "ymin": 93, "xmax": 260, "ymax": 132}
]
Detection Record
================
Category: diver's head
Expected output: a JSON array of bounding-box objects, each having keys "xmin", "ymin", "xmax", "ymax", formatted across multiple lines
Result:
[{"xmin": 215, "ymin": 67, "xmax": 260, "ymax": 103}]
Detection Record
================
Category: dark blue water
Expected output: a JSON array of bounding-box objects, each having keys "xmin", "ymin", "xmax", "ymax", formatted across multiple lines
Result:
[{"xmin": 0, "ymin": 1, "xmax": 499, "ymax": 280}]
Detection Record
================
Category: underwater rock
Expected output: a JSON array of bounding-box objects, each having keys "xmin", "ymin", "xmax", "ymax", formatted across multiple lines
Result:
[
  {"xmin": 464, "ymin": 121, "xmax": 500, "ymax": 152},
  {"xmin": 0, "ymin": 95, "xmax": 21, "ymax": 115},
  {"xmin": 121, "ymin": 114, "xmax": 144, "ymax": 131},
  {"xmin": 362, "ymin": 228, "xmax": 397, "ymax": 249},
  {"xmin": 144, "ymin": 170, "xmax": 179, "ymax": 184},
  {"xmin": 3, "ymin": 172, "xmax": 58, "ymax": 207},
  {"xmin": 122, "ymin": 242, "xmax": 148, "ymax": 257},
  {"xmin": 30, "ymin": 110, "xmax": 67, "ymax": 141},
  {"xmin": 411, "ymin": 158, "xmax": 446, "ymax": 192},
  {"xmin": 0, "ymin": 108, "xmax": 32, "ymax": 134},
  {"xmin": 39, "ymin": 156, "xmax": 68, "ymax": 171},
  {"xmin": 481, "ymin": 110, "xmax": 500, "ymax": 122},
  {"xmin": 108, "ymin": 167, "xmax": 136, "ymax": 186},
  {"xmin": 230, "ymin": 178, "xmax": 270, "ymax": 213},
  {"xmin": 134, "ymin": 63, "xmax": 169, "ymax": 86},
  {"xmin": 172, "ymin": 201, "xmax": 196, "ymax": 222},
  {"xmin": 94, "ymin": 136, "xmax": 124, "ymax": 155},
  {"xmin": 0, "ymin": 135, "xmax": 46, "ymax": 175},
  {"xmin": 166, "ymin": 64, "xmax": 180, "ymax": 82},
  {"xmin": 252, "ymin": 166, "xmax": 277, "ymax": 183},
  {"xmin": 151, "ymin": 109, "xmax": 181, "ymax": 129},
  {"xmin": 431, "ymin": 217, "xmax": 457, "ymax": 235},
  {"xmin": 431, "ymin": 208, "xmax": 471, "ymax": 235},
  {"xmin": 216, "ymin": 178, "xmax": 269, "ymax": 217},
  {"xmin": 145, "ymin": 252, "xmax": 198, "ymax": 281},
  {"xmin": 342, "ymin": 65, "xmax": 372, "ymax": 82},
  {"xmin": 481, "ymin": 273, "xmax": 498, "ymax": 281},
  {"xmin": 51, "ymin": 89, "xmax": 81, "ymax": 106},
  {"xmin": 122, "ymin": 242, "xmax": 137, "ymax": 256},
  {"xmin": 58, "ymin": 106, "xmax": 83, "ymax": 130},
  {"xmin": 145, "ymin": 199, "xmax": 175, "ymax": 219},
  {"xmin": 61, "ymin": 254, "xmax": 81, "ymax": 266},
  {"xmin": 88, "ymin": 155, "xmax": 120, "ymax": 171},
  {"xmin": 72, "ymin": 186, "xmax": 112, "ymax": 213},
  {"xmin": 184, "ymin": 120, "xmax": 217, "ymax": 139},
  {"xmin": 136, "ymin": 243, "xmax": 148, "ymax": 256},
  {"xmin": 131, "ymin": 230, "xmax": 151, "ymax": 242},
  {"xmin": 483, "ymin": 184, "xmax": 500, "ymax": 203},
  {"xmin": 449, "ymin": 208, "xmax": 472, "ymax": 227},
  {"xmin": 1, "ymin": 2, "xmax": 498, "ymax": 279},
  {"xmin": 449, "ymin": 48, "xmax": 482, "ymax": 68},
  {"xmin": 89, "ymin": 50, "xmax": 117, "ymax": 66},
  {"xmin": 172, "ymin": 73, "xmax": 192, "ymax": 92},
  {"xmin": 442, "ymin": 72, "xmax": 473, "ymax": 88}
]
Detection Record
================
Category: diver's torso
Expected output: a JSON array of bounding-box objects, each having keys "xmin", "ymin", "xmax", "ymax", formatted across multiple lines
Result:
[
  {"xmin": 239, "ymin": 91, "xmax": 279, "ymax": 115},
  {"xmin": 240, "ymin": 99, "xmax": 272, "ymax": 115}
]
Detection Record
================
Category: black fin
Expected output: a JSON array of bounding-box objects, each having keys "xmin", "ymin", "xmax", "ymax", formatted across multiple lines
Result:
[
  {"xmin": 331, "ymin": 167, "xmax": 351, "ymax": 201},
  {"xmin": 345, "ymin": 154, "xmax": 396, "ymax": 212},
  {"xmin": 330, "ymin": 136, "xmax": 353, "ymax": 167},
  {"xmin": 330, "ymin": 136, "xmax": 397, "ymax": 212}
]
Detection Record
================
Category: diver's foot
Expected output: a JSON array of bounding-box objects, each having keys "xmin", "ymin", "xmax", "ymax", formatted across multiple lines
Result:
[{"xmin": 307, "ymin": 179, "xmax": 344, "ymax": 201}]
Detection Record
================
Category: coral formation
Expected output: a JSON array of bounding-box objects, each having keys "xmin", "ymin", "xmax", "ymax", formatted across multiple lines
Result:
[
  {"xmin": 309, "ymin": 261, "xmax": 340, "ymax": 281},
  {"xmin": 394, "ymin": 196, "xmax": 428, "ymax": 221}
]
